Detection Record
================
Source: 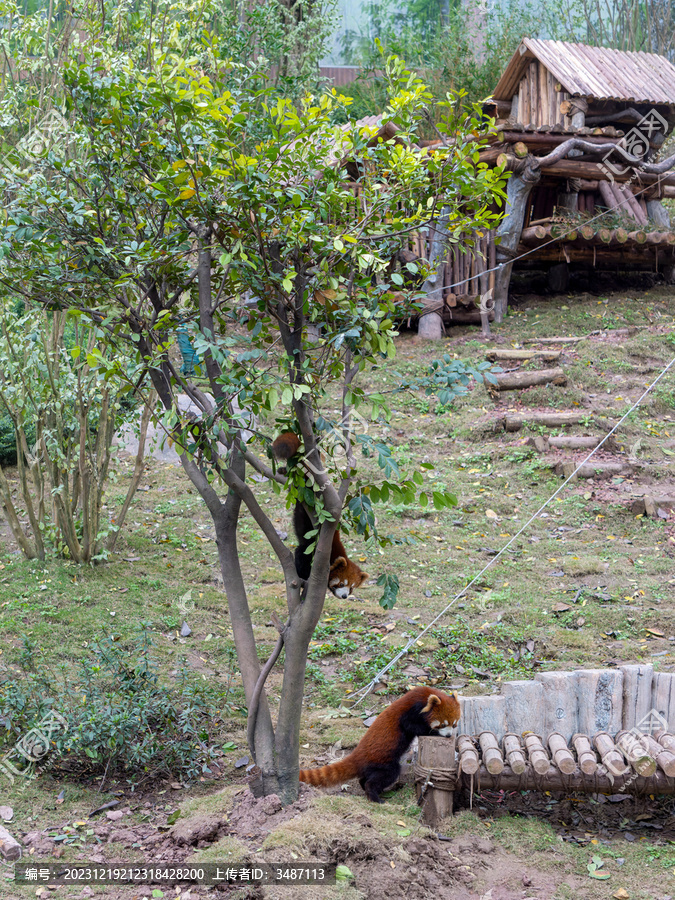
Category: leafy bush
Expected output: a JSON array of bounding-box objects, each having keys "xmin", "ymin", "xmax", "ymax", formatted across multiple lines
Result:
[{"xmin": 0, "ymin": 627, "xmax": 235, "ymax": 785}]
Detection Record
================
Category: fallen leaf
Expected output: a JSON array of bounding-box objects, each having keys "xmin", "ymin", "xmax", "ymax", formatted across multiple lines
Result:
[
  {"xmin": 552, "ymin": 603, "xmax": 571, "ymax": 613},
  {"xmin": 485, "ymin": 509, "xmax": 498, "ymax": 519},
  {"xmin": 613, "ymin": 890, "xmax": 630, "ymax": 899},
  {"xmin": 646, "ymin": 628, "xmax": 665, "ymax": 637},
  {"xmin": 589, "ymin": 871, "xmax": 610, "ymax": 880}
]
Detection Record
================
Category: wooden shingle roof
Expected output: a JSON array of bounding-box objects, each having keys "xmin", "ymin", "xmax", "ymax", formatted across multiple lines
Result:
[{"xmin": 493, "ymin": 38, "xmax": 675, "ymax": 106}]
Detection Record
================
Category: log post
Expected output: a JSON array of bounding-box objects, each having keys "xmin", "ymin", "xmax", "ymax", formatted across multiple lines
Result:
[
  {"xmin": 415, "ymin": 736, "xmax": 457, "ymax": 825},
  {"xmin": 548, "ymin": 732, "xmax": 576, "ymax": 774},
  {"xmin": 643, "ymin": 733, "xmax": 675, "ymax": 777},
  {"xmin": 647, "ymin": 199, "xmax": 671, "ymax": 229},
  {"xmin": 523, "ymin": 732, "xmax": 550, "ymax": 775},
  {"xmin": 572, "ymin": 733, "xmax": 598, "ymax": 775},
  {"xmin": 547, "ymin": 262, "xmax": 569, "ymax": 292},
  {"xmin": 594, "ymin": 731, "xmax": 629, "ymax": 776},
  {"xmin": 502, "ymin": 733, "xmax": 526, "ymax": 774},
  {"xmin": 493, "ymin": 158, "xmax": 541, "ymax": 322},
  {"xmin": 655, "ymin": 731, "xmax": 675, "ymax": 753},
  {"xmin": 0, "ymin": 824, "xmax": 21, "ymax": 861},
  {"xmin": 418, "ymin": 207, "xmax": 451, "ymax": 340},
  {"xmin": 566, "ymin": 98, "xmax": 587, "ymax": 176},
  {"xmin": 615, "ymin": 730, "xmax": 657, "ymax": 777},
  {"xmin": 457, "ymin": 734, "xmax": 480, "ymax": 774},
  {"xmin": 479, "ymin": 731, "xmax": 504, "ymax": 774}
]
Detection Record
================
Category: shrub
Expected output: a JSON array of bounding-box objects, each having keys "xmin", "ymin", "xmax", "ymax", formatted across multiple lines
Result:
[{"xmin": 0, "ymin": 627, "xmax": 236, "ymax": 786}]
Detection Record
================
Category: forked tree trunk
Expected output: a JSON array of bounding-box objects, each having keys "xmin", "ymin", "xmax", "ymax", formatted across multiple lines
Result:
[{"xmin": 493, "ymin": 162, "xmax": 541, "ymax": 322}]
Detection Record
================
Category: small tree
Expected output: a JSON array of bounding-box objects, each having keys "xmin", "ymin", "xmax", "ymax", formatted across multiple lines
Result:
[
  {"xmin": 0, "ymin": 44, "xmax": 505, "ymax": 801},
  {"xmin": 0, "ymin": 305, "xmax": 150, "ymax": 562}
]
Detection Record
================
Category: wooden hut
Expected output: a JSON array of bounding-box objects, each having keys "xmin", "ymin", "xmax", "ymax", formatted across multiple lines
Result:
[{"xmin": 479, "ymin": 39, "xmax": 675, "ymax": 322}]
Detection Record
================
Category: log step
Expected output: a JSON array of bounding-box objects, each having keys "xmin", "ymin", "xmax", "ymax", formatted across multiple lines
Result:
[
  {"xmin": 631, "ymin": 496, "xmax": 675, "ymax": 517},
  {"xmin": 485, "ymin": 348, "xmax": 562, "ymax": 363},
  {"xmin": 528, "ymin": 435, "xmax": 617, "ymax": 453},
  {"xmin": 553, "ymin": 459, "xmax": 634, "ymax": 479},
  {"xmin": 492, "ymin": 367, "xmax": 567, "ymax": 392},
  {"xmin": 503, "ymin": 410, "xmax": 595, "ymax": 432}
]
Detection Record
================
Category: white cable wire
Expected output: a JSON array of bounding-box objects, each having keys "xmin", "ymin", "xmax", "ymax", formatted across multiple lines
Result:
[{"xmin": 349, "ymin": 353, "xmax": 675, "ymax": 704}]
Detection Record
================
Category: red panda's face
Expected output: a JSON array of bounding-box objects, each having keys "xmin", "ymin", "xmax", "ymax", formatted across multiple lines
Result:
[
  {"xmin": 422, "ymin": 691, "xmax": 461, "ymax": 736},
  {"xmin": 328, "ymin": 557, "xmax": 369, "ymax": 599}
]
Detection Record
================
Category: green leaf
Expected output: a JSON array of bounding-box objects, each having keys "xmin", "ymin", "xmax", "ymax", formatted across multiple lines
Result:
[
  {"xmin": 336, "ymin": 865, "xmax": 354, "ymax": 881},
  {"xmin": 166, "ymin": 810, "xmax": 181, "ymax": 825},
  {"xmin": 419, "ymin": 492, "xmax": 428, "ymax": 508},
  {"xmin": 376, "ymin": 573, "xmax": 399, "ymax": 610}
]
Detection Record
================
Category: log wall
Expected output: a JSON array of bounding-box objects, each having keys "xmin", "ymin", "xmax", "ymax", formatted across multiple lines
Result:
[{"xmin": 459, "ymin": 665, "xmax": 673, "ymax": 741}]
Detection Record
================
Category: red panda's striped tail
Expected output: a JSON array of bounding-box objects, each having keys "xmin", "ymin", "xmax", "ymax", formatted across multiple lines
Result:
[{"xmin": 299, "ymin": 755, "xmax": 360, "ymax": 787}]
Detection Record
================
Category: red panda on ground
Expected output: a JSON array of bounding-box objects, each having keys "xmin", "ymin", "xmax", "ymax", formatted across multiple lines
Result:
[
  {"xmin": 271, "ymin": 432, "xmax": 369, "ymax": 599},
  {"xmin": 299, "ymin": 686, "xmax": 461, "ymax": 802}
]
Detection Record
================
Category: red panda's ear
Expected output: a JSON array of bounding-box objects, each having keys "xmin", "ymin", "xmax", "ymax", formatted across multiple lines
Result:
[
  {"xmin": 421, "ymin": 694, "xmax": 441, "ymax": 714},
  {"xmin": 329, "ymin": 557, "xmax": 347, "ymax": 572}
]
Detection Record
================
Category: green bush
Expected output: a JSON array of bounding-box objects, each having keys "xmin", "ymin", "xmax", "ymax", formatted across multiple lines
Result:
[{"xmin": 0, "ymin": 627, "xmax": 236, "ymax": 785}]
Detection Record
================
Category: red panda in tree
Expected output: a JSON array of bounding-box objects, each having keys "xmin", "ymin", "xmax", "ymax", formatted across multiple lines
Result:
[
  {"xmin": 271, "ymin": 432, "xmax": 368, "ymax": 599},
  {"xmin": 299, "ymin": 686, "xmax": 461, "ymax": 802}
]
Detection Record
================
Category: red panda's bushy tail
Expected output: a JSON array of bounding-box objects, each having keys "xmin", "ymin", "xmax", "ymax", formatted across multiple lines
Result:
[{"xmin": 299, "ymin": 754, "xmax": 360, "ymax": 787}]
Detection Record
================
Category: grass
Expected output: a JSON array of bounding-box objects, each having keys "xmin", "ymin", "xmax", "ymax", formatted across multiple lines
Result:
[{"xmin": 1, "ymin": 286, "xmax": 675, "ymax": 897}]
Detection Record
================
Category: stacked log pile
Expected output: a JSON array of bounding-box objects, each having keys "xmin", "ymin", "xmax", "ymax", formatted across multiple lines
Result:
[{"xmin": 415, "ymin": 664, "xmax": 675, "ymax": 822}]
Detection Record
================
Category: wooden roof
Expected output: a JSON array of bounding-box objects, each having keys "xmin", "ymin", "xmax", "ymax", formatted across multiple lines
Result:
[{"xmin": 493, "ymin": 38, "xmax": 675, "ymax": 106}]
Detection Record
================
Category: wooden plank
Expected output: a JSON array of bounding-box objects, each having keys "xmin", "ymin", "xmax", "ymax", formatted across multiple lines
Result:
[
  {"xmin": 458, "ymin": 695, "xmax": 506, "ymax": 738},
  {"xmin": 620, "ymin": 664, "xmax": 654, "ymax": 731},
  {"xmin": 536, "ymin": 671, "xmax": 579, "ymax": 740},
  {"xmin": 501, "ymin": 679, "xmax": 544, "ymax": 737},
  {"xmin": 652, "ymin": 672, "xmax": 675, "ymax": 731},
  {"xmin": 538, "ymin": 59, "xmax": 548, "ymax": 128},
  {"xmin": 576, "ymin": 669, "xmax": 624, "ymax": 736}
]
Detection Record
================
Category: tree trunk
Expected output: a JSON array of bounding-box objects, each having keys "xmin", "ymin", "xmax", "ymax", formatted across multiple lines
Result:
[
  {"xmin": 418, "ymin": 311, "xmax": 444, "ymax": 339},
  {"xmin": 493, "ymin": 163, "xmax": 541, "ymax": 322},
  {"xmin": 418, "ymin": 207, "xmax": 451, "ymax": 340}
]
